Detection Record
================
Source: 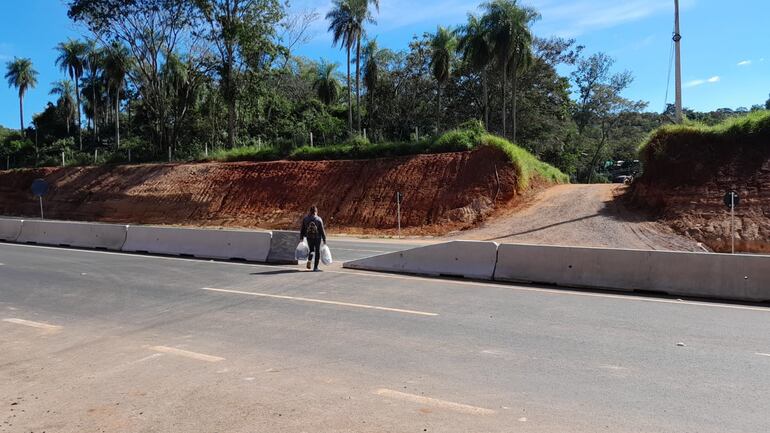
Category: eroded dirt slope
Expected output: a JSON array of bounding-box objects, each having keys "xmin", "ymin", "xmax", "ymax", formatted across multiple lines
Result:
[
  {"xmin": 456, "ymin": 184, "xmax": 703, "ymax": 251},
  {"xmin": 0, "ymin": 147, "xmax": 523, "ymax": 234}
]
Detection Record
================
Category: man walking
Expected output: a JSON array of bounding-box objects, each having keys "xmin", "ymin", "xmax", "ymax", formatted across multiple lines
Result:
[{"xmin": 300, "ymin": 206, "xmax": 327, "ymax": 271}]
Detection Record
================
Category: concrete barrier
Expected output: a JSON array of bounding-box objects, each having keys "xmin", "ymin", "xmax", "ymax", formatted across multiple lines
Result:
[
  {"xmin": 493, "ymin": 243, "xmax": 770, "ymax": 302},
  {"xmin": 267, "ymin": 230, "xmax": 300, "ymax": 264},
  {"xmin": 122, "ymin": 226, "xmax": 272, "ymax": 262},
  {"xmin": 16, "ymin": 220, "xmax": 128, "ymax": 250},
  {"xmin": 0, "ymin": 218, "xmax": 23, "ymax": 242},
  {"xmin": 343, "ymin": 241, "xmax": 499, "ymax": 280}
]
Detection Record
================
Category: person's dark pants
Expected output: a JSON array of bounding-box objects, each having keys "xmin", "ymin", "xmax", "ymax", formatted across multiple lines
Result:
[{"xmin": 308, "ymin": 238, "xmax": 322, "ymax": 270}]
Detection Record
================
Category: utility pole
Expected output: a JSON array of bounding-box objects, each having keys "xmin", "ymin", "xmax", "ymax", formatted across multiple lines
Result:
[{"xmin": 674, "ymin": 0, "xmax": 683, "ymax": 123}]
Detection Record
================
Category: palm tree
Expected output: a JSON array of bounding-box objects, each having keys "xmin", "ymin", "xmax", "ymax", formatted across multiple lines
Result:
[
  {"xmin": 327, "ymin": 0, "xmax": 357, "ymax": 133},
  {"xmin": 55, "ymin": 39, "xmax": 88, "ymax": 150},
  {"xmin": 313, "ymin": 61, "xmax": 341, "ymax": 106},
  {"xmin": 49, "ymin": 80, "xmax": 76, "ymax": 135},
  {"xmin": 430, "ymin": 26, "xmax": 457, "ymax": 133},
  {"xmin": 103, "ymin": 42, "xmax": 132, "ymax": 149},
  {"xmin": 362, "ymin": 39, "xmax": 380, "ymax": 129},
  {"xmin": 351, "ymin": 0, "xmax": 379, "ymax": 133},
  {"xmin": 4, "ymin": 57, "xmax": 38, "ymax": 131},
  {"xmin": 481, "ymin": 0, "xmax": 535, "ymax": 141},
  {"xmin": 85, "ymin": 41, "xmax": 104, "ymax": 146},
  {"xmin": 458, "ymin": 14, "xmax": 492, "ymax": 129}
]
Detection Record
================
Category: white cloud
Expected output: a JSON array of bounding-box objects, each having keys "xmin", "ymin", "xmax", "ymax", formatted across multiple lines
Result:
[
  {"xmin": 685, "ymin": 76, "xmax": 720, "ymax": 88},
  {"xmin": 737, "ymin": 60, "xmax": 752, "ymax": 66}
]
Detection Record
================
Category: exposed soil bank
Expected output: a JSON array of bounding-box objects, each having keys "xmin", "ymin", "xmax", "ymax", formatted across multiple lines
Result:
[
  {"xmin": 0, "ymin": 147, "xmax": 527, "ymax": 235},
  {"xmin": 630, "ymin": 130, "xmax": 770, "ymax": 253}
]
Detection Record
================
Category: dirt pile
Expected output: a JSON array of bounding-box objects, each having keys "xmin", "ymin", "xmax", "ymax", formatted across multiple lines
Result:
[
  {"xmin": 0, "ymin": 146, "xmax": 527, "ymax": 235},
  {"xmin": 630, "ymin": 116, "xmax": 770, "ymax": 253}
]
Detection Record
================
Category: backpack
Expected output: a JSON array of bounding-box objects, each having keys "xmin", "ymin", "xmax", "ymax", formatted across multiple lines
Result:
[{"xmin": 306, "ymin": 220, "xmax": 320, "ymax": 240}]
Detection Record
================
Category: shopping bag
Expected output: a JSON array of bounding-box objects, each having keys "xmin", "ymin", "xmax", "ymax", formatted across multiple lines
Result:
[
  {"xmin": 320, "ymin": 244, "xmax": 333, "ymax": 265},
  {"xmin": 295, "ymin": 239, "xmax": 309, "ymax": 261}
]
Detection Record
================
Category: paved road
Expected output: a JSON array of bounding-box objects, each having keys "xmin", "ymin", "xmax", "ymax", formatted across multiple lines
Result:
[
  {"xmin": 1, "ymin": 242, "xmax": 769, "ymax": 432},
  {"xmin": 325, "ymin": 237, "xmax": 430, "ymax": 262}
]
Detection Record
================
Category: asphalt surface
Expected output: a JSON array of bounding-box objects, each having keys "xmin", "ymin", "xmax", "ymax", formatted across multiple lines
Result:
[{"xmin": 1, "ymin": 242, "xmax": 769, "ymax": 432}]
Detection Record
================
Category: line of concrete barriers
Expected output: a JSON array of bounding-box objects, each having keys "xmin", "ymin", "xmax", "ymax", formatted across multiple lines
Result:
[
  {"xmin": 0, "ymin": 218, "xmax": 299, "ymax": 264},
  {"xmin": 342, "ymin": 240, "xmax": 770, "ymax": 303}
]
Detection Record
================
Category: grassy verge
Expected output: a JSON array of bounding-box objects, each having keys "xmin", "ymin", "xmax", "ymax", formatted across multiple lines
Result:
[{"xmin": 203, "ymin": 121, "xmax": 568, "ymax": 189}]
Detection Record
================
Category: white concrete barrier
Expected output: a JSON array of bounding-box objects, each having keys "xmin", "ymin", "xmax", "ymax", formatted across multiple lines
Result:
[
  {"xmin": 16, "ymin": 220, "xmax": 128, "ymax": 250},
  {"xmin": 493, "ymin": 243, "xmax": 770, "ymax": 302},
  {"xmin": 0, "ymin": 218, "xmax": 23, "ymax": 242},
  {"xmin": 343, "ymin": 241, "xmax": 499, "ymax": 280},
  {"xmin": 122, "ymin": 226, "xmax": 272, "ymax": 262}
]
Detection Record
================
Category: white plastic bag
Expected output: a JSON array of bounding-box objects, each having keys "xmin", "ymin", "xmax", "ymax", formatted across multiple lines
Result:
[
  {"xmin": 320, "ymin": 244, "xmax": 333, "ymax": 265},
  {"xmin": 295, "ymin": 239, "xmax": 309, "ymax": 261}
]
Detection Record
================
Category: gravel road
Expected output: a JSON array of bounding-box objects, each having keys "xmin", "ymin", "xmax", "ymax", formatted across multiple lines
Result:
[{"xmin": 456, "ymin": 184, "xmax": 704, "ymax": 251}]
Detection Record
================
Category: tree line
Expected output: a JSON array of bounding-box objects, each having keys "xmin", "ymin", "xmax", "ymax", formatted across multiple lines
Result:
[{"xmin": 3, "ymin": 0, "xmax": 769, "ymax": 181}]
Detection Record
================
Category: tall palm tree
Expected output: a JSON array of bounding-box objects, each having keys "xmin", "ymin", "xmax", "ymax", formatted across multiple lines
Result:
[
  {"xmin": 430, "ymin": 26, "xmax": 457, "ymax": 133},
  {"xmin": 103, "ymin": 42, "xmax": 132, "ymax": 149},
  {"xmin": 55, "ymin": 39, "xmax": 88, "ymax": 150},
  {"xmin": 481, "ymin": 0, "xmax": 534, "ymax": 140},
  {"xmin": 458, "ymin": 14, "xmax": 492, "ymax": 129},
  {"xmin": 313, "ymin": 61, "xmax": 341, "ymax": 106},
  {"xmin": 4, "ymin": 57, "xmax": 38, "ymax": 131},
  {"xmin": 327, "ymin": 0, "xmax": 356, "ymax": 132},
  {"xmin": 49, "ymin": 80, "xmax": 76, "ymax": 135},
  {"xmin": 362, "ymin": 39, "xmax": 380, "ymax": 129},
  {"xmin": 351, "ymin": 0, "xmax": 379, "ymax": 133},
  {"xmin": 85, "ymin": 41, "xmax": 104, "ymax": 146}
]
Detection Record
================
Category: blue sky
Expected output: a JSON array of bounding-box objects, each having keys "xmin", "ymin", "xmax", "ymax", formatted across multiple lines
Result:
[{"xmin": 1, "ymin": 0, "xmax": 769, "ymax": 129}]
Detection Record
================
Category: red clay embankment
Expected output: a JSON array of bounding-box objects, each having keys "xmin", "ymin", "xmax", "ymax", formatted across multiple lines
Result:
[{"xmin": 0, "ymin": 146, "xmax": 526, "ymax": 235}]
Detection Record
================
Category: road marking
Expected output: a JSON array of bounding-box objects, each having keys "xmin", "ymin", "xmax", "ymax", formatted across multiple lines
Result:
[
  {"xmin": 149, "ymin": 345, "xmax": 224, "ymax": 362},
  {"xmin": 374, "ymin": 389, "xmax": 496, "ymax": 415},
  {"xmin": 129, "ymin": 353, "xmax": 164, "ymax": 364},
  {"xmin": 201, "ymin": 287, "xmax": 438, "ymax": 317},
  {"xmin": 756, "ymin": 352, "xmax": 770, "ymax": 357},
  {"xmin": 5, "ymin": 243, "xmax": 769, "ymax": 313},
  {"xmin": 3, "ymin": 318, "xmax": 62, "ymax": 332}
]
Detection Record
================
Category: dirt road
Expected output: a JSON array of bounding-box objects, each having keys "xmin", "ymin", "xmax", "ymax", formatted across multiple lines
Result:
[{"xmin": 457, "ymin": 184, "xmax": 704, "ymax": 251}]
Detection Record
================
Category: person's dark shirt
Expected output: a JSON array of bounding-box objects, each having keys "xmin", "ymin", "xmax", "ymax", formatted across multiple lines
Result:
[{"xmin": 300, "ymin": 214, "xmax": 326, "ymax": 242}]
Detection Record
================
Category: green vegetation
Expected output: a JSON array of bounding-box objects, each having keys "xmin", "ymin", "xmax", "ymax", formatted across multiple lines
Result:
[
  {"xmin": 204, "ymin": 121, "xmax": 567, "ymax": 188},
  {"xmin": 640, "ymin": 110, "xmax": 770, "ymax": 164}
]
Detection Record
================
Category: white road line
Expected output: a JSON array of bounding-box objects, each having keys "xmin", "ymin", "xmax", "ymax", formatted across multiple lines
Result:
[
  {"xmin": 374, "ymin": 388, "xmax": 496, "ymax": 415},
  {"xmin": 4, "ymin": 242, "xmax": 769, "ymax": 313},
  {"xmin": 129, "ymin": 353, "xmax": 164, "ymax": 364},
  {"xmin": 2, "ymin": 318, "xmax": 62, "ymax": 332},
  {"xmin": 756, "ymin": 352, "xmax": 770, "ymax": 357},
  {"xmin": 201, "ymin": 287, "xmax": 438, "ymax": 317},
  {"xmin": 149, "ymin": 345, "xmax": 224, "ymax": 362}
]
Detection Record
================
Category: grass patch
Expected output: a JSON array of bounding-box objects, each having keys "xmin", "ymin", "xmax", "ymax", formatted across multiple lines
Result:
[{"xmin": 206, "ymin": 145, "xmax": 282, "ymax": 162}]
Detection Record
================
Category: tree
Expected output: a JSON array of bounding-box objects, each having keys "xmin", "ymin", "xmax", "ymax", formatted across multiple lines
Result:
[
  {"xmin": 103, "ymin": 42, "xmax": 132, "ymax": 148},
  {"xmin": 84, "ymin": 40, "xmax": 103, "ymax": 145},
  {"xmin": 5, "ymin": 58, "xmax": 38, "ymax": 132},
  {"xmin": 49, "ymin": 80, "xmax": 76, "ymax": 135},
  {"xmin": 351, "ymin": 0, "xmax": 379, "ymax": 133},
  {"xmin": 765, "ymin": 93, "xmax": 770, "ymax": 110},
  {"xmin": 430, "ymin": 26, "xmax": 456, "ymax": 133},
  {"xmin": 362, "ymin": 38, "xmax": 380, "ymax": 128},
  {"xmin": 326, "ymin": 0, "xmax": 358, "ymax": 133},
  {"xmin": 458, "ymin": 14, "xmax": 492, "ymax": 129},
  {"xmin": 481, "ymin": 0, "xmax": 536, "ymax": 140},
  {"xmin": 571, "ymin": 52, "xmax": 646, "ymax": 182},
  {"xmin": 196, "ymin": 0, "xmax": 285, "ymax": 148},
  {"xmin": 313, "ymin": 61, "xmax": 340, "ymax": 105},
  {"xmin": 69, "ymin": 0, "xmax": 202, "ymax": 151},
  {"xmin": 55, "ymin": 39, "xmax": 88, "ymax": 150}
]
